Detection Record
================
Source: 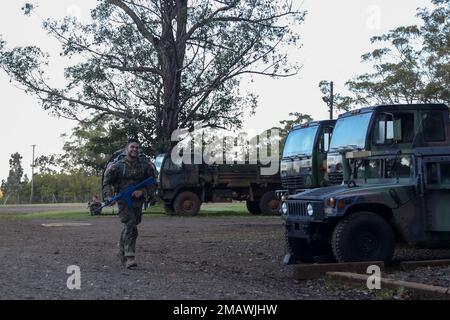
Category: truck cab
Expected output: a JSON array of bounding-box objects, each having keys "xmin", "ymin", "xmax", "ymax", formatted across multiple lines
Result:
[
  {"xmin": 280, "ymin": 120, "xmax": 336, "ymax": 195},
  {"xmin": 327, "ymin": 104, "xmax": 450, "ymax": 184},
  {"xmin": 282, "ymin": 103, "xmax": 450, "ymax": 264}
]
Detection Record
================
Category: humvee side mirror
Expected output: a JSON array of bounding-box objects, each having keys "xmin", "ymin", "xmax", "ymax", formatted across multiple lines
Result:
[{"xmin": 386, "ymin": 121, "xmax": 394, "ymax": 140}]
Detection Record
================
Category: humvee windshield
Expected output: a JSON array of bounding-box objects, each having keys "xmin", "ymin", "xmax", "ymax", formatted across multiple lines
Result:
[
  {"xmin": 282, "ymin": 125, "xmax": 319, "ymax": 158},
  {"xmin": 353, "ymin": 156, "xmax": 413, "ymax": 180},
  {"xmin": 329, "ymin": 112, "xmax": 373, "ymax": 151}
]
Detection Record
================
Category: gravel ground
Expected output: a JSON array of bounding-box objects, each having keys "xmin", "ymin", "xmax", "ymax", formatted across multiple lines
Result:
[
  {"xmin": 3, "ymin": 214, "xmax": 450, "ymax": 300},
  {"xmin": 0, "ymin": 214, "xmax": 379, "ymax": 300},
  {"xmin": 387, "ymin": 266, "xmax": 450, "ymax": 288}
]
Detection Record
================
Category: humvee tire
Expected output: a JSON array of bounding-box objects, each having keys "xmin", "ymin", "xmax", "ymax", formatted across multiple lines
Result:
[
  {"xmin": 173, "ymin": 191, "xmax": 201, "ymax": 215},
  {"xmin": 331, "ymin": 212, "xmax": 395, "ymax": 263},
  {"xmin": 259, "ymin": 191, "xmax": 280, "ymax": 215},
  {"xmin": 246, "ymin": 200, "xmax": 262, "ymax": 215}
]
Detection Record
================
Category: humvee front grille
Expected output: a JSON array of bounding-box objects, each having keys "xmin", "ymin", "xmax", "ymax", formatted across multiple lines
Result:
[
  {"xmin": 281, "ymin": 176, "xmax": 305, "ymax": 189},
  {"xmin": 328, "ymin": 173, "xmax": 343, "ymax": 185},
  {"xmin": 287, "ymin": 202, "xmax": 308, "ymax": 217}
]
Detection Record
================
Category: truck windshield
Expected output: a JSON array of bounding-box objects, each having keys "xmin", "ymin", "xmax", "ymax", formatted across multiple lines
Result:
[
  {"xmin": 329, "ymin": 112, "xmax": 373, "ymax": 151},
  {"xmin": 282, "ymin": 125, "xmax": 319, "ymax": 158}
]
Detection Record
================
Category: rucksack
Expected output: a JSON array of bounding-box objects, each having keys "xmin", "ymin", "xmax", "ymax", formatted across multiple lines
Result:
[{"xmin": 101, "ymin": 148, "xmax": 150, "ymax": 189}]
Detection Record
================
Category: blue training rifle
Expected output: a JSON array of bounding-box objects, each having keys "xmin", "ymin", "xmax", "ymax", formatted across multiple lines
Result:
[{"xmin": 96, "ymin": 176, "xmax": 157, "ymax": 213}]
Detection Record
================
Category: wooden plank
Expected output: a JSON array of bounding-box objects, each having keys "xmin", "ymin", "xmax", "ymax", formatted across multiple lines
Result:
[
  {"xmin": 291, "ymin": 261, "xmax": 385, "ymax": 280},
  {"xmin": 400, "ymin": 259, "xmax": 450, "ymax": 271}
]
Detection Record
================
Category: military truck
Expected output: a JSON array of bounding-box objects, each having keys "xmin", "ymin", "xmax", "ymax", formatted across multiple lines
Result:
[
  {"xmin": 279, "ymin": 120, "xmax": 336, "ymax": 196},
  {"xmin": 282, "ymin": 103, "xmax": 450, "ymax": 263},
  {"xmin": 155, "ymin": 153, "xmax": 281, "ymax": 215}
]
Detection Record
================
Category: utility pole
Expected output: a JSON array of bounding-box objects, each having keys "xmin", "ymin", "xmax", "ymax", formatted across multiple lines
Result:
[
  {"xmin": 321, "ymin": 81, "xmax": 335, "ymax": 120},
  {"xmin": 30, "ymin": 144, "xmax": 37, "ymax": 204},
  {"xmin": 329, "ymin": 81, "xmax": 334, "ymax": 120}
]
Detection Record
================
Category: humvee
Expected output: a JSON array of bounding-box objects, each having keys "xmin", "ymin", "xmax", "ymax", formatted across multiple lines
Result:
[
  {"xmin": 282, "ymin": 103, "xmax": 450, "ymax": 263},
  {"xmin": 155, "ymin": 153, "xmax": 281, "ymax": 215},
  {"xmin": 327, "ymin": 104, "xmax": 450, "ymax": 184},
  {"xmin": 279, "ymin": 120, "xmax": 336, "ymax": 196}
]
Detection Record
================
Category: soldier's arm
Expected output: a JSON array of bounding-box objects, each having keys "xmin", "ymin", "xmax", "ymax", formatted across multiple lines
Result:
[
  {"xmin": 102, "ymin": 164, "xmax": 119, "ymax": 200},
  {"xmin": 142, "ymin": 162, "xmax": 157, "ymax": 199}
]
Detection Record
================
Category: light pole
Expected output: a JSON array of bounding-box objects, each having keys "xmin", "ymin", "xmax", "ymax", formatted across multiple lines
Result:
[{"xmin": 30, "ymin": 144, "xmax": 37, "ymax": 204}]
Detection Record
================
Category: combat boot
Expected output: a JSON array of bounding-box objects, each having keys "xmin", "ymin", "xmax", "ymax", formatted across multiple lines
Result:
[{"xmin": 126, "ymin": 256, "xmax": 137, "ymax": 269}]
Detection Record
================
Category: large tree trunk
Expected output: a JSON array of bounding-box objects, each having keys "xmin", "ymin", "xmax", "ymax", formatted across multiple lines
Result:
[{"xmin": 158, "ymin": 0, "xmax": 188, "ymax": 153}]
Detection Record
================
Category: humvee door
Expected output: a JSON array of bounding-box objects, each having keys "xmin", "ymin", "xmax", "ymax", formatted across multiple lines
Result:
[{"xmin": 422, "ymin": 156, "xmax": 450, "ymax": 232}]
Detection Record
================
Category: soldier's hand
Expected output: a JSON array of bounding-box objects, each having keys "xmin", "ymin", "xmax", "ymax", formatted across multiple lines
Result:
[
  {"xmin": 132, "ymin": 190, "xmax": 144, "ymax": 198},
  {"xmin": 107, "ymin": 197, "xmax": 116, "ymax": 206}
]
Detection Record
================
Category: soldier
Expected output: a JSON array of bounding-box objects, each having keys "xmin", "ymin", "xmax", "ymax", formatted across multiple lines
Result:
[
  {"xmin": 88, "ymin": 195, "xmax": 102, "ymax": 216},
  {"xmin": 102, "ymin": 138, "xmax": 156, "ymax": 269}
]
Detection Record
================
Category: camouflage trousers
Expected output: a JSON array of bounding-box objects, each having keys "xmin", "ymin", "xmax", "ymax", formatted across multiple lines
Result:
[{"xmin": 118, "ymin": 201, "xmax": 143, "ymax": 257}]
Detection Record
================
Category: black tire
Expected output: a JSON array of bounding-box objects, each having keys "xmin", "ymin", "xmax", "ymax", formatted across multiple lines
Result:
[
  {"xmin": 259, "ymin": 191, "xmax": 280, "ymax": 215},
  {"xmin": 246, "ymin": 200, "xmax": 262, "ymax": 215},
  {"xmin": 173, "ymin": 191, "xmax": 201, "ymax": 215},
  {"xmin": 331, "ymin": 212, "xmax": 395, "ymax": 263}
]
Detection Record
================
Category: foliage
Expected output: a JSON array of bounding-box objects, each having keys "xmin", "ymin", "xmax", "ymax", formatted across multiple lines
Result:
[
  {"xmin": 0, "ymin": 0, "xmax": 305, "ymax": 154},
  {"xmin": 278, "ymin": 112, "xmax": 313, "ymax": 136},
  {"xmin": 1, "ymin": 153, "xmax": 27, "ymax": 204},
  {"xmin": 1, "ymin": 152, "xmax": 101, "ymax": 204},
  {"xmin": 319, "ymin": 80, "xmax": 353, "ymax": 114},
  {"xmin": 342, "ymin": 0, "xmax": 449, "ymax": 107}
]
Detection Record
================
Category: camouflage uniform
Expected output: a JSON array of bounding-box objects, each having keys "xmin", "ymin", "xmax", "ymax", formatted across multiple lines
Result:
[{"xmin": 102, "ymin": 157, "xmax": 156, "ymax": 258}]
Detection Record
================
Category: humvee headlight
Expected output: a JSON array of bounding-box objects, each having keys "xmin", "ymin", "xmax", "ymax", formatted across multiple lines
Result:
[
  {"xmin": 307, "ymin": 203, "xmax": 314, "ymax": 216},
  {"xmin": 281, "ymin": 202, "xmax": 288, "ymax": 214},
  {"xmin": 327, "ymin": 197, "xmax": 336, "ymax": 208}
]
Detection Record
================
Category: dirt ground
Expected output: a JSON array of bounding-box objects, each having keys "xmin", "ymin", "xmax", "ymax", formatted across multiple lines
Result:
[{"xmin": 0, "ymin": 213, "xmax": 380, "ymax": 300}]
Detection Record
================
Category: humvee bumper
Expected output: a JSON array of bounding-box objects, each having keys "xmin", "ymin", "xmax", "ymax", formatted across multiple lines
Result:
[{"xmin": 285, "ymin": 219, "xmax": 310, "ymax": 240}]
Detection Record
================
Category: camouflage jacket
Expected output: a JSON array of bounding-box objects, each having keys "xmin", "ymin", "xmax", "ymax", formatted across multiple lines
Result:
[{"xmin": 102, "ymin": 157, "xmax": 156, "ymax": 203}]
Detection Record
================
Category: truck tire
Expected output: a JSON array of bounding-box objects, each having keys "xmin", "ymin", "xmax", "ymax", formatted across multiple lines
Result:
[
  {"xmin": 173, "ymin": 191, "xmax": 201, "ymax": 216},
  {"xmin": 246, "ymin": 200, "xmax": 262, "ymax": 215},
  {"xmin": 331, "ymin": 212, "xmax": 395, "ymax": 263},
  {"xmin": 284, "ymin": 230, "xmax": 314, "ymax": 263},
  {"xmin": 259, "ymin": 191, "xmax": 280, "ymax": 215}
]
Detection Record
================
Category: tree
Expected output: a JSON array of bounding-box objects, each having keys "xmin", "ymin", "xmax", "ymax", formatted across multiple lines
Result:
[
  {"xmin": 0, "ymin": 1, "xmax": 305, "ymax": 154},
  {"xmin": 341, "ymin": 0, "xmax": 449, "ymax": 107},
  {"xmin": 278, "ymin": 112, "xmax": 313, "ymax": 135},
  {"xmin": 2, "ymin": 152, "xmax": 26, "ymax": 204}
]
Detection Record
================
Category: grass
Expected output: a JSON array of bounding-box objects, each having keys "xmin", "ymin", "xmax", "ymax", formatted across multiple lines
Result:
[{"xmin": 0, "ymin": 202, "xmax": 251, "ymax": 220}]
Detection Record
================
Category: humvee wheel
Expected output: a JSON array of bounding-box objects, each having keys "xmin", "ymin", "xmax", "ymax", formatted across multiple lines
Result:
[
  {"xmin": 331, "ymin": 212, "xmax": 395, "ymax": 263},
  {"xmin": 173, "ymin": 191, "xmax": 201, "ymax": 215},
  {"xmin": 259, "ymin": 191, "xmax": 280, "ymax": 215},
  {"xmin": 246, "ymin": 200, "xmax": 262, "ymax": 215}
]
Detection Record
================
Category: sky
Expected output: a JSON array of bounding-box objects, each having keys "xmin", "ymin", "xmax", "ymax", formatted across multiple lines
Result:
[{"xmin": 0, "ymin": 0, "xmax": 432, "ymax": 180}]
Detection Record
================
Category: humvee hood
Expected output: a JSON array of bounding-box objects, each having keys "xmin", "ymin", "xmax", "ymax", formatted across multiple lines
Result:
[{"xmin": 288, "ymin": 182, "xmax": 414, "ymax": 201}]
